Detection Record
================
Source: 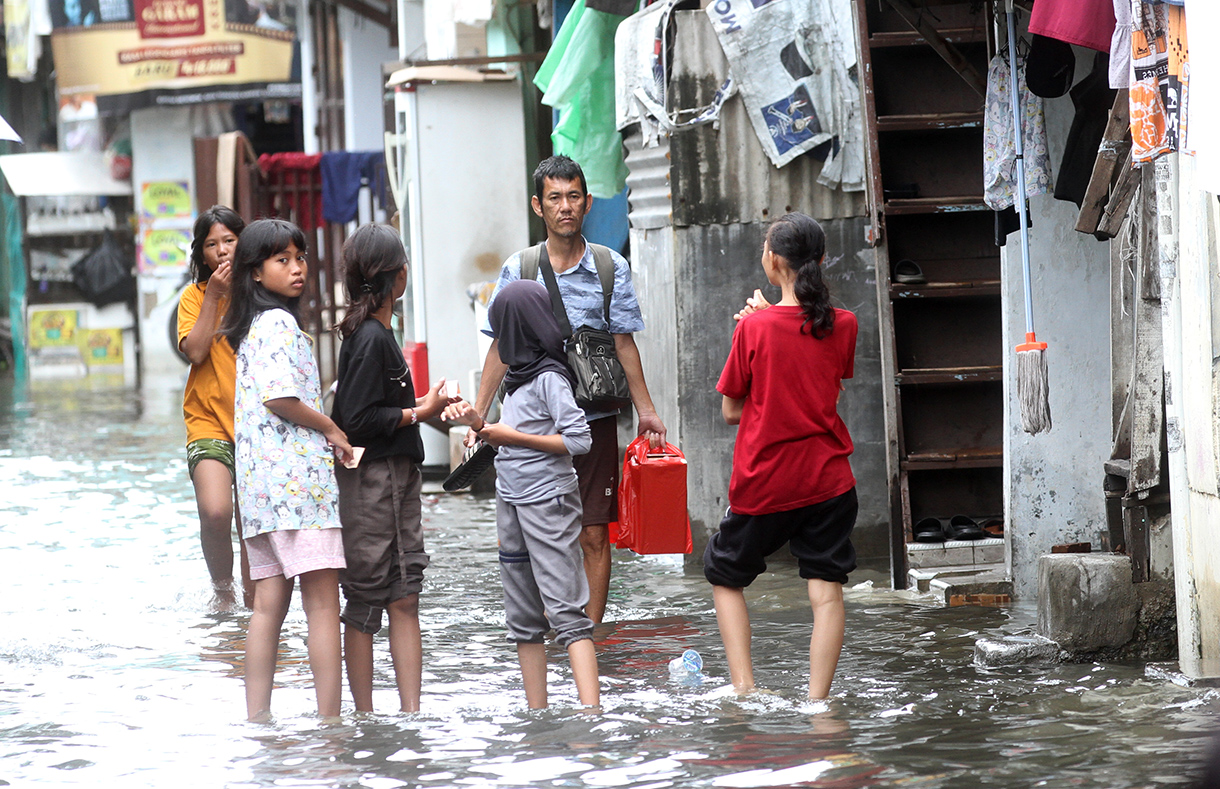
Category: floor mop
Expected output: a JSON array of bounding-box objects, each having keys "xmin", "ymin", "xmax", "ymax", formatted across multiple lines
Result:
[{"xmin": 1006, "ymin": 3, "xmax": 1051, "ymax": 435}]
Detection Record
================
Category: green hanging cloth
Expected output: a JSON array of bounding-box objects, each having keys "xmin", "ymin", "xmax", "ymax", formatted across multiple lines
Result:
[{"xmin": 535, "ymin": 0, "xmax": 630, "ymax": 199}]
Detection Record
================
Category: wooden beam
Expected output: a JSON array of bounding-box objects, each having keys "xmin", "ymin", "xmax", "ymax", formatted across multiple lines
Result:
[
  {"xmin": 1076, "ymin": 89, "xmax": 1131, "ymax": 235},
  {"xmin": 882, "ymin": 0, "xmax": 987, "ymax": 98},
  {"xmin": 1095, "ymin": 150, "xmax": 1139, "ymax": 239}
]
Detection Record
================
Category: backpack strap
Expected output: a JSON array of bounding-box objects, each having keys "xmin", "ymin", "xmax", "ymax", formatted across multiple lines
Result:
[
  {"xmin": 520, "ymin": 243, "xmax": 542, "ymax": 285},
  {"xmin": 588, "ymin": 243, "xmax": 615, "ymax": 326}
]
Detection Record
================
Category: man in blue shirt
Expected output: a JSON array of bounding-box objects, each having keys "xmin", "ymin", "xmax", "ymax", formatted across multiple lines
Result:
[{"xmin": 468, "ymin": 156, "xmax": 667, "ymax": 624}]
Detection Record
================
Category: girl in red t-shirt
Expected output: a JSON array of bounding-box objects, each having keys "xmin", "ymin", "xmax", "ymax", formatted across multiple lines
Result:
[{"xmin": 706, "ymin": 212, "xmax": 858, "ymax": 700}]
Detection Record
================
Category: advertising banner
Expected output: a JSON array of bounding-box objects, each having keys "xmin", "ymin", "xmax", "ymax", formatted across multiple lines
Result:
[{"xmin": 50, "ymin": 0, "xmax": 299, "ymax": 114}]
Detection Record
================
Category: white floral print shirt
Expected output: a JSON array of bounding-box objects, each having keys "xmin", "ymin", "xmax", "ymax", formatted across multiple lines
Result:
[{"xmin": 234, "ymin": 308, "xmax": 341, "ymax": 539}]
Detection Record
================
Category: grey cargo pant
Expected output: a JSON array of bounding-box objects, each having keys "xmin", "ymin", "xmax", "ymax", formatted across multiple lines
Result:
[{"xmin": 496, "ymin": 488, "xmax": 593, "ymax": 647}]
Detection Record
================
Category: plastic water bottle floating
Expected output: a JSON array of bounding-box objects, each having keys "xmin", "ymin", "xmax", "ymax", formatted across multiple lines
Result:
[{"xmin": 668, "ymin": 648, "xmax": 703, "ymax": 675}]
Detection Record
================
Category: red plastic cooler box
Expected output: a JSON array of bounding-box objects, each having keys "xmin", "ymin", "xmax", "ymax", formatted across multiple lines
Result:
[{"xmin": 615, "ymin": 437, "xmax": 692, "ymax": 555}]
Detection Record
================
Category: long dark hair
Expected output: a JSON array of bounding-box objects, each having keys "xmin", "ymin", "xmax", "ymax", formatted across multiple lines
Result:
[
  {"xmin": 189, "ymin": 205, "xmax": 246, "ymax": 284},
  {"xmin": 768, "ymin": 212, "xmax": 834, "ymax": 338},
  {"xmin": 337, "ymin": 223, "xmax": 406, "ymax": 340},
  {"xmin": 219, "ymin": 218, "xmax": 308, "ymax": 351}
]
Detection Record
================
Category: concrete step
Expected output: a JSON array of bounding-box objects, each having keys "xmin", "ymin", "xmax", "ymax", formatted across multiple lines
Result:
[
  {"xmin": 909, "ymin": 563, "xmax": 1012, "ymax": 606},
  {"xmin": 907, "ymin": 536, "xmax": 1003, "ymax": 569}
]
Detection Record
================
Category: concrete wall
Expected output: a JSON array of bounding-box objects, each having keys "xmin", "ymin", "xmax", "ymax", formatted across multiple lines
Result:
[
  {"xmin": 1163, "ymin": 154, "xmax": 1220, "ymax": 677},
  {"xmin": 340, "ymin": 8, "xmax": 404, "ymax": 153},
  {"xmin": 1001, "ymin": 57, "xmax": 1112, "ymax": 599}
]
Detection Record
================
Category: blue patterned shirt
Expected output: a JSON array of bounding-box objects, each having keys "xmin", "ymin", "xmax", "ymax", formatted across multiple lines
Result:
[
  {"xmin": 482, "ymin": 239, "xmax": 644, "ymax": 421},
  {"xmin": 481, "ymin": 239, "xmax": 645, "ymax": 338}
]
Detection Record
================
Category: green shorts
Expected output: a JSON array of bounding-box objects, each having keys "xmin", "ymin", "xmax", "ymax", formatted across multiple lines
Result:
[{"xmin": 186, "ymin": 438, "xmax": 235, "ymax": 478}]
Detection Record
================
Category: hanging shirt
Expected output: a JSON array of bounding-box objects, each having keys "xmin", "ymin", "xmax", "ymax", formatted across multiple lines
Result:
[
  {"xmin": 1029, "ymin": 0, "xmax": 1116, "ymax": 53},
  {"xmin": 983, "ymin": 52, "xmax": 1054, "ymax": 211},
  {"xmin": 1130, "ymin": 1, "xmax": 1189, "ymax": 163}
]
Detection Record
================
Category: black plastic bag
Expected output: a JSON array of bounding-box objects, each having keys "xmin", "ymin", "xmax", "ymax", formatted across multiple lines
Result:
[{"xmin": 71, "ymin": 235, "xmax": 135, "ymax": 307}]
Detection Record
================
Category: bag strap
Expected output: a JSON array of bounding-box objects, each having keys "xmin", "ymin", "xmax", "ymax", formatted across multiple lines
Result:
[{"xmin": 535, "ymin": 244, "xmax": 575, "ymax": 339}]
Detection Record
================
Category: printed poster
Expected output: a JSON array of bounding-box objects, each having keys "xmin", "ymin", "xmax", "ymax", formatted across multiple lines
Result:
[
  {"xmin": 141, "ymin": 181, "xmax": 191, "ymax": 219},
  {"xmin": 28, "ymin": 308, "xmax": 80, "ymax": 348},
  {"xmin": 81, "ymin": 328, "xmax": 124, "ymax": 366},
  {"xmin": 49, "ymin": 0, "xmax": 299, "ymax": 114},
  {"xmin": 139, "ymin": 227, "xmax": 191, "ymax": 272}
]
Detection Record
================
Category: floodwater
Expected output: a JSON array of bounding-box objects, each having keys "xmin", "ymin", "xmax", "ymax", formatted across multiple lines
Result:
[{"xmin": 1, "ymin": 376, "xmax": 1216, "ymax": 788}]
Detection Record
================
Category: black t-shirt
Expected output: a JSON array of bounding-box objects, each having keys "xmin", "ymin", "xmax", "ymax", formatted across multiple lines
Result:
[{"xmin": 331, "ymin": 319, "xmax": 424, "ymax": 464}]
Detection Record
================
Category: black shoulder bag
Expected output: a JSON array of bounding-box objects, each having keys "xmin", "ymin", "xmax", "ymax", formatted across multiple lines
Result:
[{"xmin": 520, "ymin": 242, "xmax": 632, "ymax": 412}]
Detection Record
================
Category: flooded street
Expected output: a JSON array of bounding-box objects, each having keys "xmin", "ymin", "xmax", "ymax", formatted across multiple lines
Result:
[{"xmin": 1, "ymin": 376, "xmax": 1215, "ymax": 788}]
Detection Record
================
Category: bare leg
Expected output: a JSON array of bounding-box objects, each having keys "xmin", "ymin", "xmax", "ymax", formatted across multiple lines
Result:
[
  {"xmin": 343, "ymin": 626, "xmax": 375, "ymax": 712},
  {"xmin": 234, "ymin": 499, "xmax": 254, "ymax": 608},
  {"xmin": 807, "ymin": 579, "xmax": 845, "ymax": 700},
  {"xmin": 712, "ymin": 585, "xmax": 755, "ymax": 693},
  {"xmin": 245, "ymin": 573, "xmax": 293, "ymax": 721},
  {"xmin": 387, "ymin": 595, "xmax": 422, "ymax": 712},
  {"xmin": 579, "ymin": 524, "xmax": 611, "ymax": 624},
  {"xmin": 299, "ymin": 569, "xmax": 342, "ymax": 718},
  {"xmin": 192, "ymin": 459, "xmax": 236, "ymax": 602},
  {"xmin": 566, "ymin": 638, "xmax": 600, "ymax": 708},
  {"xmin": 516, "ymin": 642, "xmax": 548, "ymax": 709}
]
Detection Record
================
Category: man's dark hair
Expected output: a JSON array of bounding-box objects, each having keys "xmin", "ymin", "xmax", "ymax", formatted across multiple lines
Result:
[{"xmin": 533, "ymin": 155, "xmax": 587, "ymax": 199}]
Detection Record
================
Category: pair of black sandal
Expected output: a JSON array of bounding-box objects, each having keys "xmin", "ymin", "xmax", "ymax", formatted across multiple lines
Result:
[{"xmin": 913, "ymin": 515, "xmax": 989, "ymax": 542}]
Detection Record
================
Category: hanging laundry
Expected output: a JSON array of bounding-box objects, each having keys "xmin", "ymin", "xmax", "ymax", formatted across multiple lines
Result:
[
  {"xmin": 615, "ymin": 0, "xmax": 737, "ymax": 149},
  {"xmin": 1029, "ymin": 0, "xmax": 1116, "ymax": 53},
  {"xmin": 1110, "ymin": 0, "xmax": 1131, "ymax": 89},
  {"xmin": 704, "ymin": 0, "xmax": 862, "ymax": 181},
  {"xmin": 983, "ymin": 52, "xmax": 1054, "ymax": 212},
  {"xmin": 536, "ymin": 0, "xmax": 630, "ymax": 199},
  {"xmin": 1129, "ymin": 0, "xmax": 1187, "ymax": 163},
  {"xmin": 1055, "ymin": 53, "xmax": 1117, "ymax": 207},
  {"xmin": 320, "ymin": 151, "xmax": 387, "ymax": 225},
  {"xmin": 258, "ymin": 153, "xmax": 323, "ymax": 232}
]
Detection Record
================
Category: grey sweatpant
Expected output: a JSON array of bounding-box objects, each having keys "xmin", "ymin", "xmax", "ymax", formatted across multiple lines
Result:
[{"xmin": 496, "ymin": 489, "xmax": 593, "ymax": 647}]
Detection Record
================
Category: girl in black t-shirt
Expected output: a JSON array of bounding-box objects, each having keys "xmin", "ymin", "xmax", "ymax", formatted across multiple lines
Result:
[{"xmin": 331, "ymin": 223, "xmax": 451, "ymax": 713}]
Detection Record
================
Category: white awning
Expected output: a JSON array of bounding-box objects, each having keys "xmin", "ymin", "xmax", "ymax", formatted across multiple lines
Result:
[
  {"xmin": 385, "ymin": 65, "xmax": 514, "ymax": 88},
  {"xmin": 0, "ymin": 152, "xmax": 133, "ymax": 197}
]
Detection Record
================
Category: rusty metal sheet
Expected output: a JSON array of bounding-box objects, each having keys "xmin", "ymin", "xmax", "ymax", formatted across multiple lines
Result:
[{"xmin": 667, "ymin": 10, "xmax": 865, "ymax": 228}]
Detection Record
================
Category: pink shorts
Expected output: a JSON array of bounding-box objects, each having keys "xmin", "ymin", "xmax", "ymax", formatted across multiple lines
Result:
[{"xmin": 245, "ymin": 528, "xmax": 347, "ymax": 580}]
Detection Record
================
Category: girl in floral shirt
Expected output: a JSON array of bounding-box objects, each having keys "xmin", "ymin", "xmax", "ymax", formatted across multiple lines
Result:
[{"xmin": 220, "ymin": 218, "xmax": 353, "ymax": 722}]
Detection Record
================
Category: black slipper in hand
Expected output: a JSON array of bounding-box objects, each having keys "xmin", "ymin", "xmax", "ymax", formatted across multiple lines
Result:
[
  {"xmin": 913, "ymin": 517, "xmax": 946, "ymax": 542},
  {"xmin": 946, "ymin": 515, "xmax": 987, "ymax": 541},
  {"xmin": 442, "ymin": 440, "xmax": 497, "ymax": 492}
]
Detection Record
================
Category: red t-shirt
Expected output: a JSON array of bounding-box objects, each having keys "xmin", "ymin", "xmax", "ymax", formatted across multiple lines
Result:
[{"xmin": 717, "ymin": 306, "xmax": 857, "ymax": 515}]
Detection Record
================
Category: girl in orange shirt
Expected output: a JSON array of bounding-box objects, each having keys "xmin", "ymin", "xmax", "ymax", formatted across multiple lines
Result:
[{"xmin": 178, "ymin": 205, "xmax": 252, "ymax": 609}]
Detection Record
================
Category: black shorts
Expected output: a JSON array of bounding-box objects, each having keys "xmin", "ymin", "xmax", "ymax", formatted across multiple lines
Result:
[
  {"xmin": 703, "ymin": 487, "xmax": 858, "ymax": 587},
  {"xmin": 572, "ymin": 415, "xmax": 618, "ymax": 527}
]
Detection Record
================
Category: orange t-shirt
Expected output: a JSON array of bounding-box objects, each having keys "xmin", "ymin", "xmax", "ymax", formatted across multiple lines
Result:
[{"xmin": 178, "ymin": 282, "xmax": 236, "ymax": 444}]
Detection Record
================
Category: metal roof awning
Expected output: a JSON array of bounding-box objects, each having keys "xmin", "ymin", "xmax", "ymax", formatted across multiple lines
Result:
[
  {"xmin": 385, "ymin": 65, "xmax": 515, "ymax": 88},
  {"xmin": 0, "ymin": 152, "xmax": 133, "ymax": 197}
]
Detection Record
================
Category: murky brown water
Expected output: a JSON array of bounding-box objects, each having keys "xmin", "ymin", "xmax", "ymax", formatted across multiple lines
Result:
[{"xmin": 1, "ymin": 376, "xmax": 1214, "ymax": 787}]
